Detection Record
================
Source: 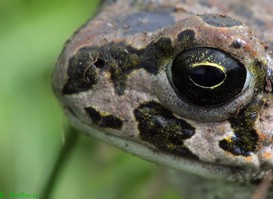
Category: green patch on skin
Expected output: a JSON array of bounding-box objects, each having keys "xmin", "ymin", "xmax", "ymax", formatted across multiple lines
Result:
[
  {"xmin": 85, "ymin": 106, "xmax": 123, "ymax": 129},
  {"xmin": 134, "ymin": 101, "xmax": 198, "ymax": 159}
]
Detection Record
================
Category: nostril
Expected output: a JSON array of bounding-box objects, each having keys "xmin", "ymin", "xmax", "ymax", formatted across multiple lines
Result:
[{"xmin": 94, "ymin": 58, "xmax": 105, "ymax": 68}]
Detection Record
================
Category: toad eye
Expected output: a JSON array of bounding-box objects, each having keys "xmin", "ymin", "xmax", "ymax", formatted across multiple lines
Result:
[
  {"xmin": 168, "ymin": 47, "xmax": 247, "ymax": 106},
  {"xmin": 153, "ymin": 16, "xmax": 267, "ymax": 122},
  {"xmin": 155, "ymin": 46, "xmax": 258, "ymax": 122}
]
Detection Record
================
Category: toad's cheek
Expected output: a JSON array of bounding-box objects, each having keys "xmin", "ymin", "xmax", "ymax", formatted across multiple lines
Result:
[{"xmin": 254, "ymin": 99, "xmax": 273, "ymax": 166}]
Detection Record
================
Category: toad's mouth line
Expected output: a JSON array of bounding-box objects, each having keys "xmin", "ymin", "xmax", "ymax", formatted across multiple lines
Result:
[{"xmin": 66, "ymin": 109, "xmax": 262, "ymax": 183}]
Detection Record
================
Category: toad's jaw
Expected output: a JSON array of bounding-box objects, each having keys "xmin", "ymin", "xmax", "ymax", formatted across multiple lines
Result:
[{"xmin": 65, "ymin": 107, "xmax": 260, "ymax": 183}]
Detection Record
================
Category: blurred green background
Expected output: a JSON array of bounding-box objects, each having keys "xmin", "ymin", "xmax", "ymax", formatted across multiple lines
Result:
[{"xmin": 0, "ymin": 0, "xmax": 179, "ymax": 198}]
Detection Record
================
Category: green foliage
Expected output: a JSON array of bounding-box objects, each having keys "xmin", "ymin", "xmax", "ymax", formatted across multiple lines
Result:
[{"xmin": 0, "ymin": 0, "xmax": 179, "ymax": 198}]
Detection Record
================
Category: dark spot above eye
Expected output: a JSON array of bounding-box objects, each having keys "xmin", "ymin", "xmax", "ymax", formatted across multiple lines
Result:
[
  {"xmin": 200, "ymin": 14, "xmax": 242, "ymax": 27},
  {"xmin": 177, "ymin": 29, "xmax": 195, "ymax": 46},
  {"xmin": 134, "ymin": 101, "xmax": 198, "ymax": 159},
  {"xmin": 85, "ymin": 106, "xmax": 123, "ymax": 129},
  {"xmin": 153, "ymin": 37, "xmax": 173, "ymax": 55}
]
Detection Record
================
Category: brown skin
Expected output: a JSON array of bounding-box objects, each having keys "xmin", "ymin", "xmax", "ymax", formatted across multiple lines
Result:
[{"xmin": 52, "ymin": 0, "xmax": 273, "ymax": 197}]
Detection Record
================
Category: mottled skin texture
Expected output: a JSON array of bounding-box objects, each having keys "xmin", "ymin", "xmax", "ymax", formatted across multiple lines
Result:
[{"xmin": 53, "ymin": 0, "xmax": 273, "ymax": 198}]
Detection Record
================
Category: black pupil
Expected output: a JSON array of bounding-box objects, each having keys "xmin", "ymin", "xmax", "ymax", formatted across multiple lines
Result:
[
  {"xmin": 169, "ymin": 47, "xmax": 246, "ymax": 106},
  {"xmin": 189, "ymin": 65, "xmax": 225, "ymax": 87}
]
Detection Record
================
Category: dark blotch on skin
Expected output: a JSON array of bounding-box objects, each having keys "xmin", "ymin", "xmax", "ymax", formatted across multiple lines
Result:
[
  {"xmin": 63, "ymin": 47, "xmax": 98, "ymax": 94},
  {"xmin": 177, "ymin": 29, "xmax": 195, "ymax": 46},
  {"xmin": 63, "ymin": 23, "xmax": 194, "ymax": 95},
  {"xmin": 153, "ymin": 37, "xmax": 173, "ymax": 55},
  {"xmin": 219, "ymin": 106, "xmax": 259, "ymax": 156},
  {"xmin": 62, "ymin": 35, "xmax": 175, "ymax": 95},
  {"xmin": 200, "ymin": 14, "xmax": 242, "ymax": 27},
  {"xmin": 107, "ymin": 44, "xmax": 159, "ymax": 95},
  {"xmin": 85, "ymin": 107, "xmax": 123, "ymax": 129},
  {"xmin": 134, "ymin": 101, "xmax": 198, "ymax": 159}
]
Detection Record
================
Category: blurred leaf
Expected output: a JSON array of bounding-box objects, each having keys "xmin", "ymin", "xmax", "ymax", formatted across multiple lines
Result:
[{"xmin": 0, "ymin": 0, "xmax": 181, "ymax": 198}]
